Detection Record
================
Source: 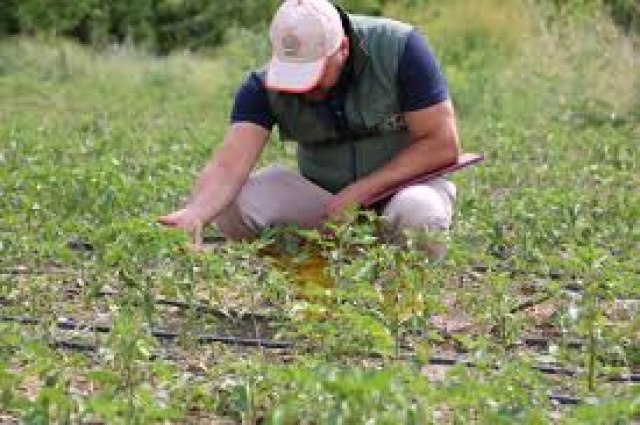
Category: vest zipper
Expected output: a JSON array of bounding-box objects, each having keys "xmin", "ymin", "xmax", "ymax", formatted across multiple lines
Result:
[
  {"xmin": 329, "ymin": 93, "xmax": 357, "ymax": 185},
  {"xmin": 349, "ymin": 139, "xmax": 357, "ymax": 183}
]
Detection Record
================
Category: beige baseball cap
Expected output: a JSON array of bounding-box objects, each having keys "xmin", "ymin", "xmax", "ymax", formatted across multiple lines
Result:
[{"xmin": 266, "ymin": 0, "xmax": 345, "ymax": 93}]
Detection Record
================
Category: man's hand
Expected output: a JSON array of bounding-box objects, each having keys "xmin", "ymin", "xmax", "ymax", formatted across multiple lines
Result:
[
  {"xmin": 158, "ymin": 208, "xmax": 206, "ymax": 248},
  {"xmin": 157, "ymin": 123, "xmax": 270, "ymax": 250},
  {"xmin": 323, "ymin": 183, "xmax": 372, "ymax": 219}
]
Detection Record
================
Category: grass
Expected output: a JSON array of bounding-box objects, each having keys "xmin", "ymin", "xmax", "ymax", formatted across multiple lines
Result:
[{"xmin": 1, "ymin": 0, "xmax": 639, "ymax": 423}]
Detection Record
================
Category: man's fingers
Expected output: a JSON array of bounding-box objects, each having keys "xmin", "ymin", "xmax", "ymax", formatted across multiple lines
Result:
[
  {"xmin": 157, "ymin": 215, "xmax": 178, "ymax": 226},
  {"xmin": 190, "ymin": 223, "xmax": 203, "ymax": 248},
  {"xmin": 157, "ymin": 210, "xmax": 206, "ymax": 250}
]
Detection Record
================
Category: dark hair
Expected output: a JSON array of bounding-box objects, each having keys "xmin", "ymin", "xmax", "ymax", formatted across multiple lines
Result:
[
  {"xmin": 333, "ymin": 4, "xmax": 356, "ymax": 89},
  {"xmin": 334, "ymin": 4, "xmax": 354, "ymax": 41}
]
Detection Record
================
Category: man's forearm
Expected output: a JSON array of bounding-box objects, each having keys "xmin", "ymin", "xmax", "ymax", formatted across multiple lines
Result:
[
  {"xmin": 353, "ymin": 133, "xmax": 460, "ymax": 203},
  {"xmin": 185, "ymin": 123, "xmax": 269, "ymax": 223},
  {"xmin": 350, "ymin": 100, "xmax": 461, "ymax": 203},
  {"xmin": 187, "ymin": 160, "xmax": 247, "ymax": 223}
]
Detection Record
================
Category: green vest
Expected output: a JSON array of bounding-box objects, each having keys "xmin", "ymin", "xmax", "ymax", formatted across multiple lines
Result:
[{"xmin": 262, "ymin": 15, "xmax": 413, "ymax": 193}]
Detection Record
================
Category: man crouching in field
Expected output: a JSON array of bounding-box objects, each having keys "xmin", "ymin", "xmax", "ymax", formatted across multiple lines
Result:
[{"xmin": 159, "ymin": 0, "xmax": 461, "ymax": 260}]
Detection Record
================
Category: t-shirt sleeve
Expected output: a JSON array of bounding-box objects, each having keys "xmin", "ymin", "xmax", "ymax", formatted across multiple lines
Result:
[
  {"xmin": 230, "ymin": 72, "xmax": 276, "ymax": 130},
  {"xmin": 397, "ymin": 29, "xmax": 449, "ymax": 112}
]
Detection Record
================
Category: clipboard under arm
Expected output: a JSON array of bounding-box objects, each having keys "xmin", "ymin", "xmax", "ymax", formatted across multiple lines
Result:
[{"xmin": 362, "ymin": 152, "xmax": 485, "ymax": 207}]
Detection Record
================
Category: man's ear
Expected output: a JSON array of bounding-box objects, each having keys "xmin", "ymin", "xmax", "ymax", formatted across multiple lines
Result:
[
  {"xmin": 339, "ymin": 37, "xmax": 350, "ymax": 61},
  {"xmin": 341, "ymin": 36, "xmax": 350, "ymax": 50}
]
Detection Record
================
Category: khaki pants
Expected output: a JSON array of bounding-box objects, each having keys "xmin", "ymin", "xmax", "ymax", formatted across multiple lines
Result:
[{"xmin": 214, "ymin": 164, "xmax": 456, "ymax": 259}]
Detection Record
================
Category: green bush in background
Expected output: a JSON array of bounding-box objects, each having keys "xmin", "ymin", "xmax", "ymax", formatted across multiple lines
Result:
[
  {"xmin": 2, "ymin": 0, "xmax": 635, "ymax": 53},
  {"xmin": 604, "ymin": 0, "xmax": 639, "ymax": 32},
  {"xmin": 0, "ymin": 0, "xmax": 388, "ymax": 53}
]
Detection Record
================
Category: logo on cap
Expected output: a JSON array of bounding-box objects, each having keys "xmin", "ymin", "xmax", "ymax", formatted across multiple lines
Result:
[{"xmin": 281, "ymin": 33, "xmax": 302, "ymax": 57}]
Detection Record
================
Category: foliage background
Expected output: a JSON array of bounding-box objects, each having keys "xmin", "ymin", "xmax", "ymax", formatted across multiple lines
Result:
[
  {"xmin": 0, "ymin": 0, "xmax": 387, "ymax": 53},
  {"xmin": 0, "ymin": 0, "xmax": 638, "ymax": 53}
]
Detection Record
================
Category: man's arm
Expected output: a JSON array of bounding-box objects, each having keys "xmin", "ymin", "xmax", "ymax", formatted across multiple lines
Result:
[
  {"xmin": 158, "ymin": 123, "xmax": 269, "ymax": 239},
  {"xmin": 324, "ymin": 99, "xmax": 460, "ymax": 216}
]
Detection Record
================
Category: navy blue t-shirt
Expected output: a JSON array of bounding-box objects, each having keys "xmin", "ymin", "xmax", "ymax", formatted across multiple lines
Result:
[{"xmin": 231, "ymin": 29, "xmax": 448, "ymax": 130}]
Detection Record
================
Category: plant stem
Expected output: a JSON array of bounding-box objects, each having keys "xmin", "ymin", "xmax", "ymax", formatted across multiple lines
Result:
[{"xmin": 588, "ymin": 307, "xmax": 597, "ymax": 392}]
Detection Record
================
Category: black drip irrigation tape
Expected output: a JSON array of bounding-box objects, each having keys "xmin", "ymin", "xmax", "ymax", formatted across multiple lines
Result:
[
  {"xmin": 472, "ymin": 264, "xmax": 640, "ymax": 279},
  {"xmin": 428, "ymin": 356, "xmax": 581, "ymax": 405},
  {"xmin": 522, "ymin": 335, "xmax": 585, "ymax": 350},
  {"xmin": 51, "ymin": 340, "xmax": 97, "ymax": 353},
  {"xmin": 0, "ymin": 286, "xmax": 611, "ymax": 354},
  {"xmin": 3, "ymin": 315, "xmax": 639, "ymax": 384},
  {"xmin": 0, "ymin": 289, "xmax": 604, "ymax": 354},
  {"xmin": 0, "ymin": 339, "xmax": 589, "ymax": 406},
  {"xmin": 548, "ymin": 394, "xmax": 582, "ymax": 405},
  {"xmin": 506, "ymin": 290, "xmax": 639, "ymax": 325},
  {"xmin": 533, "ymin": 364, "xmax": 640, "ymax": 383},
  {"xmin": 471, "ymin": 265, "xmax": 640, "ymax": 299},
  {"xmin": 0, "ymin": 283, "xmax": 632, "ymax": 355},
  {"xmin": 510, "ymin": 292, "xmax": 555, "ymax": 314},
  {"xmin": 2, "ymin": 290, "xmax": 588, "ymax": 351},
  {"xmin": 421, "ymin": 356, "xmax": 581, "ymax": 405},
  {"xmin": 1, "ymin": 267, "xmax": 77, "ymax": 276},
  {"xmin": 426, "ymin": 353, "xmax": 640, "ymax": 384},
  {"xmin": 6, "ymin": 316, "xmax": 639, "ymax": 406},
  {"xmin": 1, "ymin": 341, "xmax": 585, "ymax": 406},
  {"xmin": 430, "ymin": 326, "xmax": 587, "ymax": 351},
  {"xmin": 59, "ymin": 287, "xmax": 273, "ymax": 323},
  {"xmin": 0, "ymin": 315, "xmax": 293, "ymax": 350}
]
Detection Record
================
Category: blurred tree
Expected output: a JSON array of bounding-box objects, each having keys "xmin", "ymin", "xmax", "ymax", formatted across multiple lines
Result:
[
  {"xmin": 604, "ymin": 0, "xmax": 639, "ymax": 33},
  {"xmin": 155, "ymin": 0, "xmax": 282, "ymax": 53},
  {"xmin": 0, "ymin": 0, "xmax": 634, "ymax": 52},
  {"xmin": 0, "ymin": 0, "xmax": 20, "ymax": 35},
  {"xmin": 13, "ymin": 0, "xmax": 92, "ymax": 36}
]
